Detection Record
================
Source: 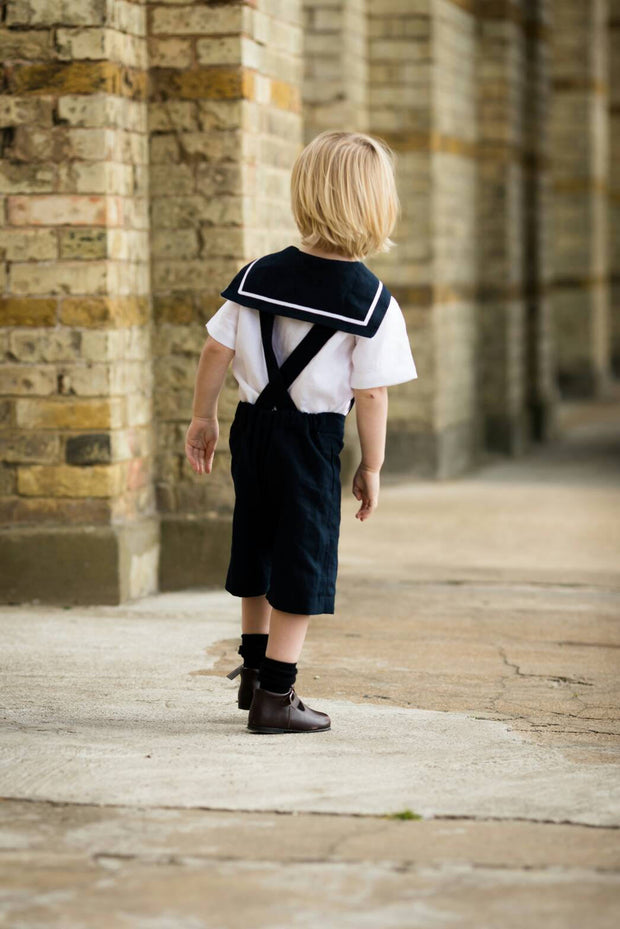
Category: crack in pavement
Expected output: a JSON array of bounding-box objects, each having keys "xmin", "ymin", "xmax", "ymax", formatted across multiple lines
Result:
[
  {"xmin": 55, "ymin": 853, "xmax": 620, "ymax": 875},
  {"xmin": 1, "ymin": 797, "xmax": 618, "ymax": 829},
  {"xmin": 497, "ymin": 647, "xmax": 594, "ymax": 687}
]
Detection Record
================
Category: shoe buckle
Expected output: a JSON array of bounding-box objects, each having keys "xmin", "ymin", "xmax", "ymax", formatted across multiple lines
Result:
[{"xmin": 288, "ymin": 688, "xmax": 303, "ymax": 709}]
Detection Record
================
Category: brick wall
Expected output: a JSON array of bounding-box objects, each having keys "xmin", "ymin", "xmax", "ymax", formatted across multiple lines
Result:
[
  {"xmin": 0, "ymin": 0, "xmax": 157, "ymax": 603},
  {"xmin": 477, "ymin": 0, "xmax": 556, "ymax": 452}
]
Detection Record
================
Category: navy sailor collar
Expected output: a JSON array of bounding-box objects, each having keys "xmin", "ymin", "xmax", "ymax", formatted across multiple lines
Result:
[{"xmin": 220, "ymin": 245, "xmax": 392, "ymax": 338}]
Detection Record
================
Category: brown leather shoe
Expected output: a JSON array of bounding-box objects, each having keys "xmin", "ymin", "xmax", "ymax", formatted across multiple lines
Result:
[
  {"xmin": 247, "ymin": 685, "xmax": 331, "ymax": 733},
  {"xmin": 226, "ymin": 663, "xmax": 259, "ymax": 710}
]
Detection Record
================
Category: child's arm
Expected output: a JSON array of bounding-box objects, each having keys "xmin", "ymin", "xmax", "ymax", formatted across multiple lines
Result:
[
  {"xmin": 352, "ymin": 385, "xmax": 388, "ymax": 521},
  {"xmin": 185, "ymin": 336, "xmax": 235, "ymax": 475}
]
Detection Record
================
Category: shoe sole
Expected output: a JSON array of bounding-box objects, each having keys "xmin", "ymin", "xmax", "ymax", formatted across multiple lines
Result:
[{"xmin": 247, "ymin": 724, "xmax": 331, "ymax": 734}]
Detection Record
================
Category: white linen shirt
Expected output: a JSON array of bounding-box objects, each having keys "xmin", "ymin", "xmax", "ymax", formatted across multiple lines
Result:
[{"xmin": 206, "ymin": 296, "xmax": 417, "ymax": 415}]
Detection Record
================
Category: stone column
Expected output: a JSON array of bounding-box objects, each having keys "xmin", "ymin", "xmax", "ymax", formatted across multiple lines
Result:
[
  {"xmin": 609, "ymin": 1, "xmax": 620, "ymax": 375},
  {"xmin": 149, "ymin": 0, "xmax": 303, "ymax": 591},
  {"xmin": 550, "ymin": 0, "xmax": 611, "ymax": 396},
  {"xmin": 367, "ymin": 0, "xmax": 478, "ymax": 478},
  {"xmin": 302, "ymin": 0, "xmax": 368, "ymax": 140},
  {"xmin": 0, "ymin": 0, "xmax": 157, "ymax": 604},
  {"xmin": 477, "ymin": 0, "xmax": 529, "ymax": 454},
  {"xmin": 477, "ymin": 0, "xmax": 557, "ymax": 452}
]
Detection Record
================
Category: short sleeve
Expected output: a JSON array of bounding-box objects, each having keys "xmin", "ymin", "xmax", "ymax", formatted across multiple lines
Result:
[
  {"xmin": 205, "ymin": 300, "xmax": 239, "ymax": 350},
  {"xmin": 350, "ymin": 296, "xmax": 417, "ymax": 389}
]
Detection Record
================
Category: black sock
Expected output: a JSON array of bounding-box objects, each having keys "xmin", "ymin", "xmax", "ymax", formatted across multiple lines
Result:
[
  {"xmin": 237, "ymin": 633, "xmax": 269, "ymax": 670},
  {"xmin": 258, "ymin": 656, "xmax": 297, "ymax": 694}
]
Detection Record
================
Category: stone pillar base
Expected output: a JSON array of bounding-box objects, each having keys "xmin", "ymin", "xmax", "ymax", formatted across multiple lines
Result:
[
  {"xmin": 527, "ymin": 398, "xmax": 560, "ymax": 444},
  {"xmin": 482, "ymin": 413, "xmax": 529, "ymax": 457},
  {"xmin": 385, "ymin": 422, "xmax": 478, "ymax": 480},
  {"xmin": 0, "ymin": 518, "xmax": 159, "ymax": 606},
  {"xmin": 557, "ymin": 364, "xmax": 610, "ymax": 400},
  {"xmin": 159, "ymin": 516, "xmax": 232, "ymax": 592}
]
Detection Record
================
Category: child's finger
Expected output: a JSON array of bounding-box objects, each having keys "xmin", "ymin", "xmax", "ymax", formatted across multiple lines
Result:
[
  {"xmin": 185, "ymin": 443, "xmax": 205, "ymax": 474},
  {"xmin": 203, "ymin": 441, "xmax": 217, "ymax": 474},
  {"xmin": 356, "ymin": 493, "xmax": 377, "ymax": 520},
  {"xmin": 355, "ymin": 496, "xmax": 370, "ymax": 519}
]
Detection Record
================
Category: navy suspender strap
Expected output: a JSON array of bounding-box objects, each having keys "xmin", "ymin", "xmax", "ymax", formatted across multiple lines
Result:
[
  {"xmin": 258, "ymin": 312, "xmax": 296, "ymax": 410},
  {"xmin": 279, "ymin": 324, "xmax": 337, "ymax": 391},
  {"xmin": 256, "ymin": 312, "xmax": 337, "ymax": 411}
]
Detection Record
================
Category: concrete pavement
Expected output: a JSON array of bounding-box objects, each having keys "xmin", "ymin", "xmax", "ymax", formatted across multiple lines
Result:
[{"xmin": 1, "ymin": 400, "xmax": 619, "ymax": 927}]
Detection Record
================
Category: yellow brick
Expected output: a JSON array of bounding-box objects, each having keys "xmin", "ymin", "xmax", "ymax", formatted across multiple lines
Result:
[
  {"xmin": 150, "ymin": 5, "xmax": 244, "ymax": 36},
  {"xmin": 241, "ymin": 69, "xmax": 256, "ymax": 102},
  {"xmin": 151, "ymin": 66, "xmax": 254, "ymax": 102},
  {"xmin": 10, "ymin": 61, "xmax": 147, "ymax": 102},
  {"xmin": 0, "ymin": 297, "xmax": 57, "ymax": 326},
  {"xmin": 56, "ymin": 94, "xmax": 109, "ymax": 127},
  {"xmin": 0, "ymin": 229, "xmax": 57, "ymax": 261},
  {"xmin": 0, "ymin": 496, "xmax": 111, "ymax": 525},
  {"xmin": 56, "ymin": 161, "xmax": 108, "ymax": 195},
  {"xmin": 200, "ymin": 227, "xmax": 244, "ymax": 256},
  {"xmin": 59, "ymin": 296, "xmax": 150, "ymax": 328},
  {"xmin": 0, "ymin": 365, "xmax": 57, "ymax": 396},
  {"xmin": 0, "ymin": 162, "xmax": 56, "ymax": 194},
  {"xmin": 195, "ymin": 36, "xmax": 243, "ymax": 66},
  {"xmin": 149, "ymin": 101, "xmax": 198, "ymax": 132},
  {"xmin": 7, "ymin": 0, "xmax": 106, "ymax": 28},
  {"xmin": 0, "ymin": 95, "xmax": 53, "ymax": 126},
  {"xmin": 8, "ymin": 194, "xmax": 107, "ymax": 226},
  {"xmin": 0, "ymin": 431, "xmax": 60, "ymax": 464},
  {"xmin": 56, "ymin": 27, "xmax": 107, "ymax": 62},
  {"xmin": 150, "ymin": 164, "xmax": 194, "ymax": 197},
  {"xmin": 59, "ymin": 228, "xmax": 107, "ymax": 259},
  {"xmin": 10, "ymin": 261, "xmax": 107, "ymax": 296},
  {"xmin": 11, "ymin": 61, "xmax": 116, "ymax": 95},
  {"xmin": 0, "ymin": 461, "xmax": 16, "ymax": 494},
  {"xmin": 15, "ymin": 398, "xmax": 122, "ymax": 430},
  {"xmin": 18, "ymin": 463, "xmax": 125, "ymax": 498},
  {"xmin": 8, "ymin": 328, "xmax": 82, "ymax": 363},
  {"xmin": 0, "ymin": 27, "xmax": 55, "ymax": 61},
  {"xmin": 149, "ymin": 37, "xmax": 193, "ymax": 69},
  {"xmin": 153, "ymin": 294, "xmax": 194, "ymax": 324}
]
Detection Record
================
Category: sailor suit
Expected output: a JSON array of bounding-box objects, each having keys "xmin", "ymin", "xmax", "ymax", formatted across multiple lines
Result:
[{"xmin": 206, "ymin": 245, "xmax": 417, "ymax": 615}]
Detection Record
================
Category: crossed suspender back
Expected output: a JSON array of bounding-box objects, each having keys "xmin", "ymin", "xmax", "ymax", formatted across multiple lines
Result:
[{"xmin": 254, "ymin": 312, "xmax": 338, "ymax": 412}]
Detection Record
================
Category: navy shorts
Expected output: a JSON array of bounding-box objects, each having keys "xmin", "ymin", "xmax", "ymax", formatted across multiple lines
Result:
[{"xmin": 225, "ymin": 400, "xmax": 345, "ymax": 615}]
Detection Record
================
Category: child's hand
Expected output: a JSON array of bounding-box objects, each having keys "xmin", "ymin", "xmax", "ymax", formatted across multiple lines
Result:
[
  {"xmin": 352, "ymin": 465, "xmax": 380, "ymax": 521},
  {"xmin": 185, "ymin": 417, "xmax": 219, "ymax": 475}
]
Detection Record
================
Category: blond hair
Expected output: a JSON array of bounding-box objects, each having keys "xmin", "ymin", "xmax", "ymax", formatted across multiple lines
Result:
[{"xmin": 290, "ymin": 130, "xmax": 399, "ymax": 261}]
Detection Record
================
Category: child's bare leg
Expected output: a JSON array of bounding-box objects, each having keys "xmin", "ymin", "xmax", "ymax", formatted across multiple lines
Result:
[
  {"xmin": 241, "ymin": 595, "xmax": 271, "ymax": 634},
  {"xmin": 265, "ymin": 608, "xmax": 310, "ymax": 664}
]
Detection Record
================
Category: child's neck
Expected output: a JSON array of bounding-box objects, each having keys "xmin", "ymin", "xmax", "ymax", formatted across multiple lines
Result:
[{"xmin": 296, "ymin": 243, "xmax": 358, "ymax": 262}]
